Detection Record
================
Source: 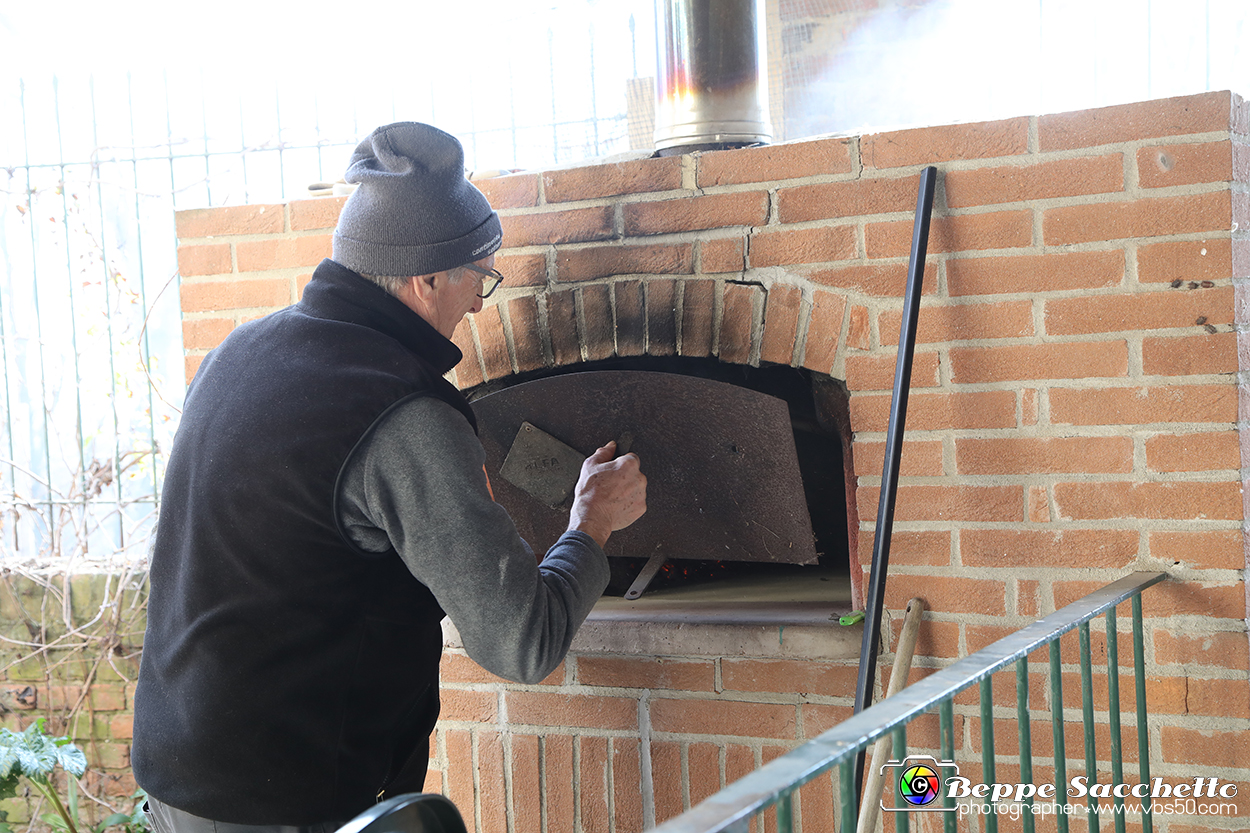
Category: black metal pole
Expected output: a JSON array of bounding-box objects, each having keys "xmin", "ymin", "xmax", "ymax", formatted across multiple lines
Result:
[{"xmin": 851, "ymin": 165, "xmax": 937, "ymax": 818}]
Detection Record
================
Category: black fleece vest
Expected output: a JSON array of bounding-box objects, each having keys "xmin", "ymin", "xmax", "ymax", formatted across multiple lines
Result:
[{"xmin": 133, "ymin": 260, "xmax": 475, "ymax": 824}]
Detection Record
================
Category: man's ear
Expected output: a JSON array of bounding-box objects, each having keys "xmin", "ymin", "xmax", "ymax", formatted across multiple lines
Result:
[{"xmin": 410, "ymin": 272, "xmax": 441, "ymax": 304}]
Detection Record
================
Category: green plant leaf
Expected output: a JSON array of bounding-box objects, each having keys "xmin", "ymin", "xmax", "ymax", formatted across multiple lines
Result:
[
  {"xmin": 0, "ymin": 741, "xmax": 18, "ymax": 780},
  {"xmin": 95, "ymin": 813, "xmax": 132, "ymax": 832},
  {"xmin": 57, "ymin": 744, "xmax": 88, "ymax": 780},
  {"xmin": 43, "ymin": 811, "xmax": 70, "ymax": 832}
]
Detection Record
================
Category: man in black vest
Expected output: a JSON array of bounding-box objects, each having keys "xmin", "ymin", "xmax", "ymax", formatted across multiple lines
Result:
[{"xmin": 133, "ymin": 122, "xmax": 647, "ymax": 832}]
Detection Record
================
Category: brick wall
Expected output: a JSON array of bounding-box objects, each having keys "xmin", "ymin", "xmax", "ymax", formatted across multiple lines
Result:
[{"xmin": 33, "ymin": 89, "xmax": 1250, "ymax": 831}]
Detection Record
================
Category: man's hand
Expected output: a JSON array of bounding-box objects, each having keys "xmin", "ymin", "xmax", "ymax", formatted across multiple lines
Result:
[{"xmin": 567, "ymin": 441, "xmax": 647, "ymax": 548}]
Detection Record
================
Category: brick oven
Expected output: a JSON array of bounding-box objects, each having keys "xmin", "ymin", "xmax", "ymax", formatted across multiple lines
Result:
[{"xmin": 175, "ymin": 90, "xmax": 1250, "ymax": 830}]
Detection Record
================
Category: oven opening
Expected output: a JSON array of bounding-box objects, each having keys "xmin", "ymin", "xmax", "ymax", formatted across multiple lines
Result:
[{"xmin": 467, "ymin": 355, "xmax": 853, "ymax": 609}]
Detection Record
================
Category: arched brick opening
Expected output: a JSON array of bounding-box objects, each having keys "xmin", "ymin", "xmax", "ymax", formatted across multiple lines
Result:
[{"xmin": 450, "ymin": 275, "xmax": 863, "ymax": 604}]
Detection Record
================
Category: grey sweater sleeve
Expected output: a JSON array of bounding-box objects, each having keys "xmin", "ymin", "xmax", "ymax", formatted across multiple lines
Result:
[{"xmin": 337, "ymin": 394, "xmax": 609, "ymax": 684}]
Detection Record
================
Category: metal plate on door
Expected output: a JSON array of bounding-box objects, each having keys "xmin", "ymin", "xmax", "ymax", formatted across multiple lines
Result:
[{"xmin": 473, "ymin": 370, "xmax": 818, "ymax": 567}]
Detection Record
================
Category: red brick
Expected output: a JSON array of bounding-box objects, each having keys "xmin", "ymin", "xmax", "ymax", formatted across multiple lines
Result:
[
  {"xmin": 507, "ymin": 295, "xmax": 544, "ymax": 373},
  {"xmin": 944, "ymin": 154, "xmax": 1125, "ymax": 208},
  {"xmin": 1142, "ymin": 332, "xmax": 1237, "ymax": 376},
  {"xmin": 450, "ymin": 320, "xmax": 484, "ymax": 389},
  {"xmin": 808, "ymin": 261, "xmax": 937, "ymax": 298},
  {"xmin": 862, "ymin": 117, "xmax": 1030, "ymax": 169},
  {"xmin": 721, "ymin": 659, "xmax": 859, "ymax": 696},
  {"xmin": 860, "ymin": 529, "xmax": 951, "ymax": 570},
  {"xmin": 801, "ymin": 290, "xmax": 846, "ymax": 373},
  {"xmin": 719, "ymin": 282, "xmax": 760, "ymax": 364},
  {"xmin": 1154, "ymin": 628, "xmax": 1250, "ymax": 671},
  {"xmin": 177, "ymin": 243, "xmax": 231, "ymax": 277},
  {"xmin": 556, "ymin": 242, "xmax": 692, "ymax": 281},
  {"xmin": 946, "ymin": 250, "xmax": 1125, "ymax": 296},
  {"xmin": 578, "ymin": 736, "xmax": 611, "ymax": 833},
  {"xmin": 1044, "ymin": 192, "xmax": 1231, "ymax": 245},
  {"xmin": 1049, "ymin": 385, "xmax": 1238, "ymax": 426},
  {"xmin": 1017, "ymin": 578, "xmax": 1040, "ymax": 616},
  {"xmin": 438, "ymin": 689, "xmax": 497, "ymax": 723},
  {"xmin": 474, "ymin": 304, "xmax": 510, "ymax": 380},
  {"xmin": 651, "ymin": 741, "xmax": 684, "ymax": 822},
  {"xmin": 473, "ymin": 172, "xmax": 539, "ymax": 209},
  {"xmin": 1148, "ymin": 529, "xmax": 1245, "ymax": 571},
  {"xmin": 580, "ymin": 285, "xmax": 614, "ymax": 361},
  {"xmin": 612, "ymin": 739, "xmax": 644, "ymax": 832},
  {"xmin": 847, "ymin": 305, "xmax": 869, "ymax": 350},
  {"xmin": 181, "ymin": 317, "xmax": 233, "ymax": 350},
  {"xmin": 776, "ymin": 177, "xmax": 917, "ymax": 223},
  {"xmin": 184, "ymin": 354, "xmax": 205, "ymax": 384},
  {"xmin": 1138, "ymin": 238, "xmax": 1232, "ymax": 284},
  {"xmin": 848, "ymin": 390, "xmax": 1016, "ymax": 431},
  {"xmin": 439, "ymin": 652, "xmax": 563, "ymax": 685},
  {"xmin": 866, "ymin": 210, "xmax": 1033, "ymax": 257},
  {"xmin": 109, "ymin": 713, "xmax": 133, "ymax": 739},
  {"xmin": 853, "ymin": 439, "xmax": 944, "ymax": 479},
  {"xmin": 687, "ymin": 741, "xmax": 721, "ymax": 808},
  {"xmin": 798, "ymin": 775, "xmax": 837, "ymax": 833},
  {"xmin": 748, "ymin": 225, "xmax": 856, "ymax": 268},
  {"xmin": 179, "ymin": 278, "xmax": 290, "ymax": 313},
  {"xmin": 504, "ymin": 691, "xmax": 638, "ymax": 731},
  {"xmin": 443, "ymin": 730, "xmax": 473, "ymax": 815},
  {"xmin": 235, "ymin": 235, "xmax": 331, "ymax": 272},
  {"xmin": 509, "ymin": 734, "xmax": 541, "ymax": 832},
  {"xmin": 500, "ymin": 205, "xmax": 613, "ymax": 247},
  {"xmin": 546, "ymin": 735, "xmax": 575, "ymax": 830},
  {"xmin": 881, "ymin": 573, "xmax": 1008, "ymax": 616},
  {"xmin": 544, "ymin": 155, "xmax": 682, "ymax": 202},
  {"xmin": 545, "ymin": 290, "xmax": 580, "ymax": 366},
  {"xmin": 950, "ymin": 341, "xmax": 1128, "ymax": 383},
  {"xmin": 956, "ymin": 436, "xmax": 1133, "ymax": 475},
  {"xmin": 843, "ymin": 352, "xmax": 940, "ymax": 392},
  {"xmin": 1145, "ymin": 431, "xmax": 1240, "ymax": 473},
  {"xmin": 646, "ymin": 280, "xmax": 678, "ymax": 356},
  {"xmin": 1038, "ymin": 92, "xmax": 1234, "ymax": 151},
  {"xmin": 1138, "ymin": 141, "xmax": 1234, "ymax": 189},
  {"xmin": 858, "ymin": 484, "xmax": 1022, "ymax": 524},
  {"xmin": 680, "ymin": 279, "xmax": 716, "ymax": 357},
  {"xmin": 478, "ymin": 731, "xmax": 506, "ymax": 832},
  {"xmin": 880, "ymin": 299, "xmax": 1034, "ymax": 345},
  {"xmin": 1160, "ymin": 726, "xmax": 1250, "ymax": 768},
  {"xmin": 175, "ymin": 204, "xmax": 284, "ymax": 238},
  {"xmin": 650, "ymin": 698, "xmax": 797, "ymax": 739},
  {"xmin": 494, "ymin": 251, "xmax": 546, "ymax": 287},
  {"xmin": 1187, "ymin": 677, "xmax": 1250, "ymax": 719},
  {"xmin": 962, "ymin": 529, "xmax": 1139, "ymax": 570},
  {"xmin": 760, "ymin": 284, "xmax": 802, "ymax": 365},
  {"xmin": 698, "ymin": 137, "xmax": 853, "ymax": 187},
  {"xmin": 799, "ymin": 704, "xmax": 853, "ymax": 739},
  {"xmin": 1054, "ymin": 481, "xmax": 1242, "ymax": 521},
  {"xmin": 700, "ymin": 237, "xmax": 746, "ymax": 273},
  {"xmin": 615, "ymin": 279, "xmax": 645, "ymax": 357},
  {"xmin": 623, "ymin": 191, "xmax": 768, "ymax": 236},
  {"xmin": 576, "ymin": 657, "xmax": 715, "ymax": 691},
  {"xmin": 289, "ymin": 196, "xmax": 346, "ymax": 231}
]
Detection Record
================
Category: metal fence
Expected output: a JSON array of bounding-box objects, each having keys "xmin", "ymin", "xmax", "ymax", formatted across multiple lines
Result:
[
  {"xmin": 650, "ymin": 571, "xmax": 1170, "ymax": 833},
  {"xmin": 0, "ymin": 2, "xmax": 657, "ymax": 566}
]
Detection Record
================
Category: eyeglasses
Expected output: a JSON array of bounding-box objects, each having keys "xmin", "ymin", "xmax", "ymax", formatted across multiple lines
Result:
[{"xmin": 460, "ymin": 262, "xmax": 504, "ymax": 299}]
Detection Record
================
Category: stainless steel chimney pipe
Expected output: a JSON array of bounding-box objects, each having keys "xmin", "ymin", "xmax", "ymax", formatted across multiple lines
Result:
[{"xmin": 653, "ymin": 0, "xmax": 772, "ymax": 154}]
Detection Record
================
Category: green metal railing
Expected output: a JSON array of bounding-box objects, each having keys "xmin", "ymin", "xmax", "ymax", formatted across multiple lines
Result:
[{"xmin": 652, "ymin": 571, "xmax": 1167, "ymax": 833}]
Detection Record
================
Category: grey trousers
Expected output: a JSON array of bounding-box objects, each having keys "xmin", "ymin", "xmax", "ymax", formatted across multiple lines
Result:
[{"xmin": 144, "ymin": 798, "xmax": 350, "ymax": 833}]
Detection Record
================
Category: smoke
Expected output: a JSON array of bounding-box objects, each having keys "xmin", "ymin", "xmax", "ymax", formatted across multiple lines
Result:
[{"xmin": 781, "ymin": 0, "xmax": 1249, "ymax": 140}]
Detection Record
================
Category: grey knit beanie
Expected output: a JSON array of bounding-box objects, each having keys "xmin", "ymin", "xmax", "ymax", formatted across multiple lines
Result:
[{"xmin": 332, "ymin": 122, "xmax": 503, "ymax": 277}]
